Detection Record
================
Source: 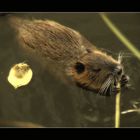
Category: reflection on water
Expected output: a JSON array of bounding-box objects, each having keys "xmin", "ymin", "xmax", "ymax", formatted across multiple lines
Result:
[{"xmin": 0, "ymin": 13, "xmax": 140, "ymax": 127}]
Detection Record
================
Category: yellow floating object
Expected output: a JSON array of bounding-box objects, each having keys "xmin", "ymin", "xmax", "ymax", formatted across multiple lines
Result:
[{"xmin": 7, "ymin": 63, "xmax": 33, "ymax": 89}]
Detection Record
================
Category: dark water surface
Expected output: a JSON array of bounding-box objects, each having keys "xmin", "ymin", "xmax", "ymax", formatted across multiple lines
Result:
[{"xmin": 0, "ymin": 13, "xmax": 140, "ymax": 127}]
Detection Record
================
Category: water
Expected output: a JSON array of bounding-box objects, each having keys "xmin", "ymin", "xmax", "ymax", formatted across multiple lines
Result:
[{"xmin": 0, "ymin": 13, "xmax": 140, "ymax": 127}]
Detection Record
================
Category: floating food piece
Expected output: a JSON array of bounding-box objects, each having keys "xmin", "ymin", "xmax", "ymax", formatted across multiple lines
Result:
[{"xmin": 7, "ymin": 63, "xmax": 33, "ymax": 89}]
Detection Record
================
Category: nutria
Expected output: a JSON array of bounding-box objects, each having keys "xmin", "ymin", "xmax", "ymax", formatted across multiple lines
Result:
[{"xmin": 9, "ymin": 16, "xmax": 129, "ymax": 96}]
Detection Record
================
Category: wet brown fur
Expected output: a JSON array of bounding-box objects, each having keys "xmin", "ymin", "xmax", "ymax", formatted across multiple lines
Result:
[{"xmin": 9, "ymin": 16, "xmax": 124, "ymax": 94}]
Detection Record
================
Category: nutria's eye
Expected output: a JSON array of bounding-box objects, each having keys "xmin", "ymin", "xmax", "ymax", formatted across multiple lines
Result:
[
  {"xmin": 92, "ymin": 68, "xmax": 101, "ymax": 72},
  {"xmin": 75, "ymin": 62, "xmax": 85, "ymax": 74}
]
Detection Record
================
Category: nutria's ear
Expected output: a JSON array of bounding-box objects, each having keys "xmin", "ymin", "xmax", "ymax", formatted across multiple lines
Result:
[{"xmin": 74, "ymin": 62, "xmax": 85, "ymax": 74}]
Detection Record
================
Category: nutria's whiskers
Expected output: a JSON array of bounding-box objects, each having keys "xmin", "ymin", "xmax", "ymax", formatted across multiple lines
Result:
[
  {"xmin": 98, "ymin": 75, "xmax": 113, "ymax": 96},
  {"xmin": 103, "ymin": 77, "xmax": 113, "ymax": 96},
  {"xmin": 118, "ymin": 52, "xmax": 123, "ymax": 64}
]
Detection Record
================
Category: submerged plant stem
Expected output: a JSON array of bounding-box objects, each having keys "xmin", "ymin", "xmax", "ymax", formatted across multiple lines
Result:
[
  {"xmin": 99, "ymin": 13, "xmax": 140, "ymax": 60},
  {"xmin": 121, "ymin": 109, "xmax": 140, "ymax": 114},
  {"xmin": 115, "ymin": 83, "xmax": 121, "ymax": 128}
]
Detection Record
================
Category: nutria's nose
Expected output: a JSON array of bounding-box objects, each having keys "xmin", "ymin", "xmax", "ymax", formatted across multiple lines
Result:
[{"xmin": 115, "ymin": 65, "xmax": 123, "ymax": 76}]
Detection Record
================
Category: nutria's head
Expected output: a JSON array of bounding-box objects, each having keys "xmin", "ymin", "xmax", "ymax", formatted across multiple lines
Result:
[{"xmin": 67, "ymin": 49, "xmax": 129, "ymax": 96}]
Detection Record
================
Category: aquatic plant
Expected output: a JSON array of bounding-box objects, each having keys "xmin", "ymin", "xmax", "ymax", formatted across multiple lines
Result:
[
  {"xmin": 100, "ymin": 13, "xmax": 140, "ymax": 60},
  {"xmin": 100, "ymin": 13, "xmax": 140, "ymax": 128}
]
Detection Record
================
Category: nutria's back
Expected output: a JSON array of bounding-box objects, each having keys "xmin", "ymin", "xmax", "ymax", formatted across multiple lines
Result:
[{"xmin": 9, "ymin": 16, "xmax": 95, "ymax": 67}]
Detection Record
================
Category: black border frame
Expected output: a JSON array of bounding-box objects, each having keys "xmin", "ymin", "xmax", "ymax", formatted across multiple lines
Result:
[{"xmin": 0, "ymin": 0, "xmax": 140, "ymax": 12}]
